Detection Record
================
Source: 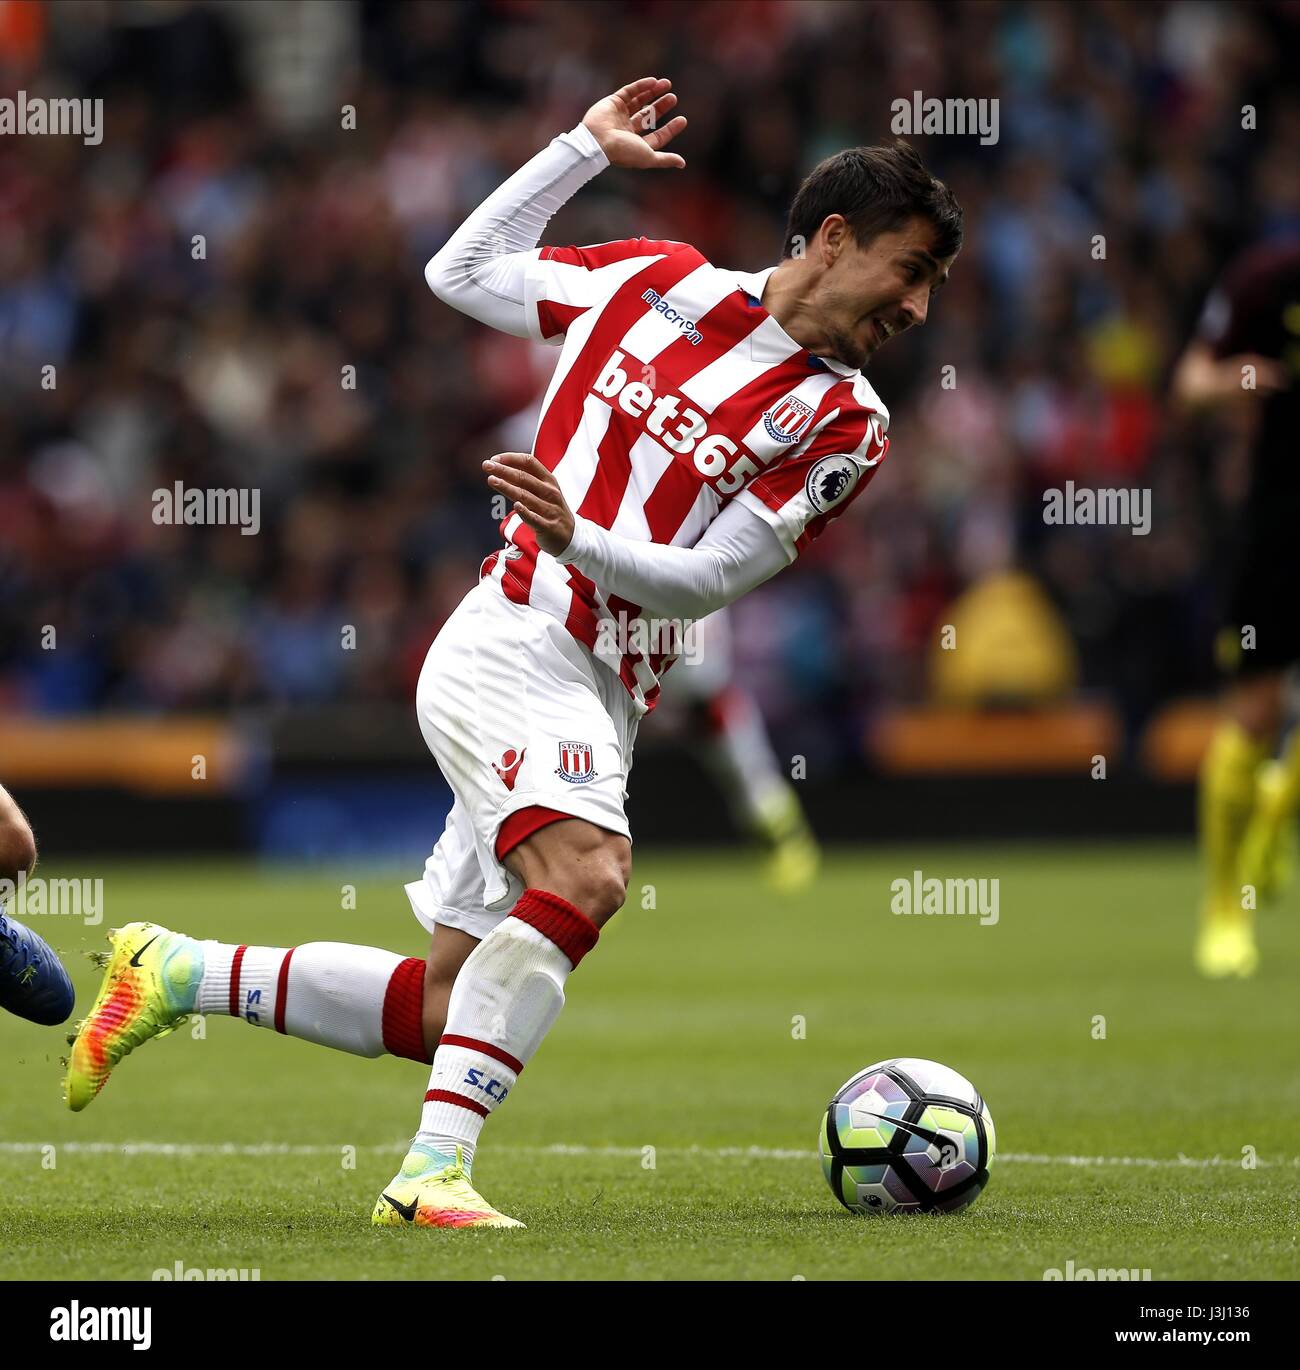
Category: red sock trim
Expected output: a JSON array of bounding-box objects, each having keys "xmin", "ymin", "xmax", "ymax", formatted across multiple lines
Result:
[
  {"xmin": 274, "ymin": 947, "xmax": 296, "ymax": 1034},
  {"xmin": 229, "ymin": 945, "xmax": 247, "ymax": 1018},
  {"xmin": 424, "ymin": 1088, "xmax": 489, "ymax": 1119},
  {"xmin": 495, "ymin": 805, "xmax": 571, "ymax": 861},
  {"xmin": 512, "ymin": 888, "xmax": 600, "ymax": 968},
  {"xmin": 439, "ymin": 1033, "xmax": 523, "ymax": 1075},
  {"xmin": 381, "ymin": 957, "xmax": 430, "ymax": 1063}
]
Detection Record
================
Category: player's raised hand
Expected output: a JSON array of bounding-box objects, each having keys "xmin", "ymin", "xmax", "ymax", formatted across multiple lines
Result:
[
  {"xmin": 582, "ymin": 76, "xmax": 687, "ymax": 170},
  {"xmin": 484, "ymin": 452, "xmax": 576, "ymax": 557}
]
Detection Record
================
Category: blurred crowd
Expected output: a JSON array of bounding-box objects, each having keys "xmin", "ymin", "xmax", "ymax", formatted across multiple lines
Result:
[{"xmin": 2, "ymin": 0, "xmax": 1298, "ymax": 766}]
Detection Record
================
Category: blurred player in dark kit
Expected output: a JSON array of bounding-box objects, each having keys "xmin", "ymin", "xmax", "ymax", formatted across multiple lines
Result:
[{"xmin": 1174, "ymin": 240, "xmax": 1300, "ymax": 978}]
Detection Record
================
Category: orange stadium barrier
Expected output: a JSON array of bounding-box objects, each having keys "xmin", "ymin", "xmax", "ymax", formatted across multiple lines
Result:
[
  {"xmin": 1138, "ymin": 699, "xmax": 1221, "ymax": 782},
  {"xmin": 1, "ymin": 702, "xmax": 1214, "ymax": 795},
  {"xmin": 868, "ymin": 699, "xmax": 1219, "ymax": 780},
  {"xmin": 0, "ymin": 717, "xmax": 251, "ymax": 794},
  {"xmin": 868, "ymin": 702, "xmax": 1121, "ymax": 774}
]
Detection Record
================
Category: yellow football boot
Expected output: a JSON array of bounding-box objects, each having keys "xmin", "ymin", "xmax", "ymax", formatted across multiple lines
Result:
[
  {"xmin": 1194, "ymin": 905, "xmax": 1259, "ymax": 980},
  {"xmin": 373, "ymin": 1144, "xmax": 524, "ymax": 1230},
  {"xmin": 64, "ymin": 922, "xmax": 201, "ymax": 1111}
]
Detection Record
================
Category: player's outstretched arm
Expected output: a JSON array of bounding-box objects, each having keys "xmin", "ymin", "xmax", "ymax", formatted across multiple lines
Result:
[
  {"xmin": 1171, "ymin": 340, "xmax": 1288, "ymax": 411},
  {"xmin": 483, "ymin": 452, "xmax": 786, "ymax": 619},
  {"xmin": 425, "ymin": 77, "xmax": 686, "ymax": 338}
]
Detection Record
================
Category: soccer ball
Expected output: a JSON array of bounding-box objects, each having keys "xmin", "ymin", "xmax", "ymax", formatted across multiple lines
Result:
[{"xmin": 819, "ymin": 1057, "xmax": 995, "ymax": 1215}]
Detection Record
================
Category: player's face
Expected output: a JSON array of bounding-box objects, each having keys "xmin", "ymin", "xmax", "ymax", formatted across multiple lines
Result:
[{"xmin": 815, "ymin": 215, "xmax": 954, "ymax": 369}]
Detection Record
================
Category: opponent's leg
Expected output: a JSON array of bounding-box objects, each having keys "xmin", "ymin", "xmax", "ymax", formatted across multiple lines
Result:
[
  {"xmin": 1238, "ymin": 718, "xmax": 1300, "ymax": 903},
  {"xmin": 65, "ymin": 931, "xmax": 432, "ymax": 1111},
  {"xmin": 1196, "ymin": 673, "xmax": 1283, "ymax": 977},
  {"xmin": 375, "ymin": 819, "xmax": 628, "ymax": 1230}
]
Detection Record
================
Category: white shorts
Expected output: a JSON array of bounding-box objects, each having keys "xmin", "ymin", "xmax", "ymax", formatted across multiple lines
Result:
[{"xmin": 405, "ymin": 581, "xmax": 639, "ymax": 942}]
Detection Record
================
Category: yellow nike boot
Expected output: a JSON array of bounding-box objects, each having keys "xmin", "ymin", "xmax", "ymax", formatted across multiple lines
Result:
[
  {"xmin": 64, "ymin": 922, "xmax": 202, "ymax": 1111},
  {"xmin": 373, "ymin": 1143, "xmax": 524, "ymax": 1230}
]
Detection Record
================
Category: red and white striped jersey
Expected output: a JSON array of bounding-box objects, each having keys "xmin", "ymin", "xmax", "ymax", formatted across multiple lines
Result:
[{"xmin": 478, "ymin": 236, "xmax": 890, "ymax": 714}]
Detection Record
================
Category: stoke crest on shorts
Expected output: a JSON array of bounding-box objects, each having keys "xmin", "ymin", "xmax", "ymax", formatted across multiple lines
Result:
[{"xmin": 555, "ymin": 740, "xmax": 597, "ymax": 784}]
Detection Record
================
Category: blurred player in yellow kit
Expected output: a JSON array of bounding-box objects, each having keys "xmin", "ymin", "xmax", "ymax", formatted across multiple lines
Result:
[{"xmin": 1173, "ymin": 239, "xmax": 1300, "ymax": 977}]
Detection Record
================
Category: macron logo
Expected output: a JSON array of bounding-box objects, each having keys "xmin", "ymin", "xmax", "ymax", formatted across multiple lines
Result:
[{"xmin": 641, "ymin": 289, "xmax": 702, "ymax": 345}]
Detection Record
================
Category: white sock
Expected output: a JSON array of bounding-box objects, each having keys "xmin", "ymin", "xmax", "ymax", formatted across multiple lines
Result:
[
  {"xmin": 195, "ymin": 941, "xmax": 429, "ymax": 1061},
  {"xmin": 414, "ymin": 890, "xmax": 599, "ymax": 1173}
]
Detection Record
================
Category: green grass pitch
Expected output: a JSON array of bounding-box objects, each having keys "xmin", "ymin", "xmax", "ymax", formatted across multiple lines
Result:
[{"xmin": 1, "ymin": 844, "xmax": 1297, "ymax": 1281}]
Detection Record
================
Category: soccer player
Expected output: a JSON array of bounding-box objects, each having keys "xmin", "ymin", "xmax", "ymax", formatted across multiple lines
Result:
[
  {"xmin": 66, "ymin": 77, "xmax": 960, "ymax": 1228},
  {"xmin": 1172, "ymin": 240, "xmax": 1300, "ymax": 978},
  {"xmin": 0, "ymin": 782, "xmax": 74, "ymax": 1026}
]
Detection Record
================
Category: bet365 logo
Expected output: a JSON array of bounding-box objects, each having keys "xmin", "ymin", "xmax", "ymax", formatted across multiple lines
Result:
[
  {"xmin": 591, "ymin": 349, "xmax": 768, "ymax": 494},
  {"xmin": 462, "ymin": 1067, "xmax": 509, "ymax": 1103}
]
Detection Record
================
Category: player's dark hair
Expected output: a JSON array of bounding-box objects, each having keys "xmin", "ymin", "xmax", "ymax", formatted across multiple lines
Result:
[{"xmin": 782, "ymin": 139, "xmax": 963, "ymax": 261}]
